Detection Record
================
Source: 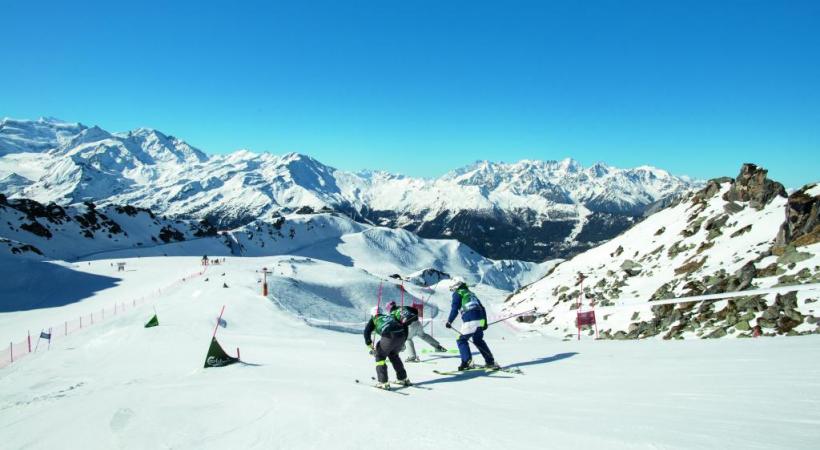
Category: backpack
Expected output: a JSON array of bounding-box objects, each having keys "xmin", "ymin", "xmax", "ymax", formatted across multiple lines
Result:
[
  {"xmin": 456, "ymin": 288, "xmax": 482, "ymax": 312},
  {"xmin": 391, "ymin": 306, "xmax": 419, "ymax": 325},
  {"xmin": 373, "ymin": 314, "xmax": 403, "ymax": 336}
]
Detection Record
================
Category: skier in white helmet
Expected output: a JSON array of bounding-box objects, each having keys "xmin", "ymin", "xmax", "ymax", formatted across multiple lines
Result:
[
  {"xmin": 384, "ymin": 300, "xmax": 447, "ymax": 362},
  {"xmin": 446, "ymin": 278, "xmax": 499, "ymax": 371}
]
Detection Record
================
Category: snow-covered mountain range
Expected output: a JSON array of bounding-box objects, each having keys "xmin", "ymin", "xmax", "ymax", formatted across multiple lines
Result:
[
  {"xmin": 503, "ymin": 164, "xmax": 820, "ymax": 339},
  {"xmin": 0, "ymin": 117, "xmax": 696, "ymax": 261},
  {"xmin": 0, "ymin": 193, "xmax": 552, "ymax": 299}
]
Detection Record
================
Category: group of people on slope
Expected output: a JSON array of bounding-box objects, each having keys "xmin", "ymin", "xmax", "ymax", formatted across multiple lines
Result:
[{"xmin": 363, "ymin": 279, "xmax": 499, "ymax": 389}]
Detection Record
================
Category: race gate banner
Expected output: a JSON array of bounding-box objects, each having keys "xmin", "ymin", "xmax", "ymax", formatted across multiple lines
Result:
[
  {"xmin": 204, "ymin": 337, "xmax": 239, "ymax": 368},
  {"xmin": 145, "ymin": 314, "xmax": 159, "ymax": 328}
]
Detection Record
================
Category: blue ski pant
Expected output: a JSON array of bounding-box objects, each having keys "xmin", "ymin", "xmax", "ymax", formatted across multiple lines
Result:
[{"xmin": 456, "ymin": 327, "xmax": 494, "ymax": 364}]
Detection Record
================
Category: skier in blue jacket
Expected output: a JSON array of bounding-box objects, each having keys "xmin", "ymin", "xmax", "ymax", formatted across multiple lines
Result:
[{"xmin": 445, "ymin": 279, "xmax": 499, "ymax": 371}]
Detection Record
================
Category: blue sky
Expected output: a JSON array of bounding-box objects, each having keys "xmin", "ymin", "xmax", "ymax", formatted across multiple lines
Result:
[{"xmin": 2, "ymin": 0, "xmax": 818, "ymax": 187}]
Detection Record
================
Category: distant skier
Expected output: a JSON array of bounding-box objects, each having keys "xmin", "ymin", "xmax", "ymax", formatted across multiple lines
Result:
[
  {"xmin": 385, "ymin": 301, "xmax": 447, "ymax": 362},
  {"xmin": 445, "ymin": 279, "xmax": 499, "ymax": 371},
  {"xmin": 222, "ymin": 282, "xmax": 228, "ymax": 288},
  {"xmin": 364, "ymin": 306, "xmax": 410, "ymax": 389}
]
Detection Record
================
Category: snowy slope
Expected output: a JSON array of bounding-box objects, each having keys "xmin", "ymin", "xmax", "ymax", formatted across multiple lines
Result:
[
  {"xmin": 1, "ymin": 192, "xmax": 555, "ymax": 327},
  {"xmin": 1, "ymin": 254, "xmax": 819, "ymax": 449},
  {"xmin": 503, "ymin": 165, "xmax": 820, "ymax": 340},
  {"xmin": 0, "ymin": 117, "xmax": 85, "ymax": 156},
  {"xmin": 0, "ymin": 196, "xmax": 217, "ymax": 261},
  {"xmin": 0, "ymin": 117, "xmax": 696, "ymax": 260}
]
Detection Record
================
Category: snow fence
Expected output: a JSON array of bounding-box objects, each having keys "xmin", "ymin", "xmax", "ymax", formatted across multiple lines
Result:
[{"xmin": 1, "ymin": 267, "xmax": 207, "ymax": 369}]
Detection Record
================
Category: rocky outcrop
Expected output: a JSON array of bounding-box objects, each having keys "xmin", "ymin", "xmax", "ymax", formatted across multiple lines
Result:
[
  {"xmin": 620, "ymin": 259, "xmax": 643, "ymax": 277},
  {"xmin": 722, "ymin": 163, "xmax": 787, "ymax": 210},
  {"xmin": 774, "ymin": 183, "xmax": 819, "ymax": 249}
]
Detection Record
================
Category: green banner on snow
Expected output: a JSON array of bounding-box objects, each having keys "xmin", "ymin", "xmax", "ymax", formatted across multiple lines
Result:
[
  {"xmin": 144, "ymin": 314, "xmax": 159, "ymax": 328},
  {"xmin": 204, "ymin": 337, "xmax": 240, "ymax": 368}
]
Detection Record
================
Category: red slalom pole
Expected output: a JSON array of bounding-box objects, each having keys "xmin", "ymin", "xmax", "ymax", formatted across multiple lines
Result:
[
  {"xmin": 400, "ymin": 281, "xmax": 405, "ymax": 307},
  {"xmin": 27, "ymin": 331, "xmax": 31, "ymax": 353},
  {"xmin": 212, "ymin": 305, "xmax": 226, "ymax": 338},
  {"xmin": 376, "ymin": 282, "xmax": 383, "ymax": 310}
]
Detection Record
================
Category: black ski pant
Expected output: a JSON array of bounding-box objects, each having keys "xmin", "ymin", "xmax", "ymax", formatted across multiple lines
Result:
[{"xmin": 374, "ymin": 330, "xmax": 408, "ymax": 383}]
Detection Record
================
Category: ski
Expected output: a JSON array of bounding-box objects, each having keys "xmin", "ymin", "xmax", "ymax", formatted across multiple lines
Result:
[
  {"xmin": 368, "ymin": 377, "xmax": 431, "ymax": 390},
  {"xmin": 433, "ymin": 366, "xmax": 523, "ymax": 376},
  {"xmin": 432, "ymin": 368, "xmax": 491, "ymax": 376},
  {"xmin": 370, "ymin": 378, "xmax": 433, "ymax": 390},
  {"xmin": 354, "ymin": 379, "xmax": 409, "ymax": 395},
  {"xmin": 485, "ymin": 366, "xmax": 524, "ymax": 375}
]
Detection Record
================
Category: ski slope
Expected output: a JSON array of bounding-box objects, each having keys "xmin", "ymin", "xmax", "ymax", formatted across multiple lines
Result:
[{"xmin": 1, "ymin": 255, "xmax": 819, "ymax": 449}]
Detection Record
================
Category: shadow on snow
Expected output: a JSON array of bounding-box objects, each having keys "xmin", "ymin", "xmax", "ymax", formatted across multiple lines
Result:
[
  {"xmin": 0, "ymin": 258, "xmax": 121, "ymax": 312},
  {"xmin": 414, "ymin": 352, "xmax": 579, "ymax": 387}
]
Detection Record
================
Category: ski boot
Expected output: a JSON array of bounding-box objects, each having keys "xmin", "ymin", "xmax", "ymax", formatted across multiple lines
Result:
[
  {"xmin": 374, "ymin": 382, "xmax": 391, "ymax": 390},
  {"xmin": 484, "ymin": 361, "xmax": 501, "ymax": 371},
  {"xmin": 457, "ymin": 359, "xmax": 474, "ymax": 371},
  {"xmin": 405, "ymin": 356, "xmax": 421, "ymax": 363},
  {"xmin": 394, "ymin": 378, "xmax": 412, "ymax": 387},
  {"xmin": 434, "ymin": 345, "xmax": 448, "ymax": 353}
]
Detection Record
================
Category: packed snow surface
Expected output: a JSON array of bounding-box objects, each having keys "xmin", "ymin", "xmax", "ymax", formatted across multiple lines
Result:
[{"xmin": 1, "ymin": 255, "xmax": 819, "ymax": 449}]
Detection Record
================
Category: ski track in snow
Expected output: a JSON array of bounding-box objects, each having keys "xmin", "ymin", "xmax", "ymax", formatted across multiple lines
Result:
[{"xmin": 1, "ymin": 255, "xmax": 819, "ymax": 449}]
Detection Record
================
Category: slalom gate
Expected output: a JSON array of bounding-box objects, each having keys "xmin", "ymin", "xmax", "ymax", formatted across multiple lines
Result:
[
  {"xmin": 0, "ymin": 267, "xmax": 208, "ymax": 369},
  {"xmin": 265, "ymin": 279, "xmax": 440, "ymax": 334}
]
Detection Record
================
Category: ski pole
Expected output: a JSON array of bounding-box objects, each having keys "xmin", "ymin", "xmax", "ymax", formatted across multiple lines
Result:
[{"xmin": 487, "ymin": 307, "xmax": 538, "ymax": 327}]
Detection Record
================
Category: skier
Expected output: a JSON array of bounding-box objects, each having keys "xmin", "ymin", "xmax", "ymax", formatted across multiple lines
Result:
[
  {"xmin": 364, "ymin": 306, "xmax": 410, "ymax": 389},
  {"xmin": 445, "ymin": 279, "xmax": 499, "ymax": 371},
  {"xmin": 384, "ymin": 301, "xmax": 447, "ymax": 362}
]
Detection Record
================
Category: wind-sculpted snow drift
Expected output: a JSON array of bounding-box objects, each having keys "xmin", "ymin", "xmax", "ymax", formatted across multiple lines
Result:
[{"xmin": 0, "ymin": 117, "xmax": 696, "ymax": 260}]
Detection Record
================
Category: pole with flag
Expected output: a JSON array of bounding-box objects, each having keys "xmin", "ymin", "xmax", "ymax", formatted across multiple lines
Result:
[
  {"xmin": 35, "ymin": 329, "xmax": 52, "ymax": 352},
  {"xmin": 212, "ymin": 305, "xmax": 226, "ymax": 338}
]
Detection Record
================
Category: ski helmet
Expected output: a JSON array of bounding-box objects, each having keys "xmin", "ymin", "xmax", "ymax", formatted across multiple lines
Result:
[
  {"xmin": 449, "ymin": 278, "xmax": 466, "ymax": 292},
  {"xmin": 369, "ymin": 306, "xmax": 381, "ymax": 317},
  {"xmin": 385, "ymin": 301, "xmax": 398, "ymax": 312}
]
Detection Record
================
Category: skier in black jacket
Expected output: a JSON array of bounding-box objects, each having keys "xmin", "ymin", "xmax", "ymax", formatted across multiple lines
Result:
[
  {"xmin": 385, "ymin": 300, "xmax": 447, "ymax": 362},
  {"xmin": 364, "ymin": 306, "xmax": 410, "ymax": 389}
]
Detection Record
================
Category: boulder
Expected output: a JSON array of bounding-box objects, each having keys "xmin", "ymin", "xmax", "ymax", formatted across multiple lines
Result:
[
  {"xmin": 705, "ymin": 328, "xmax": 728, "ymax": 339},
  {"xmin": 776, "ymin": 316, "xmax": 802, "ymax": 334},
  {"xmin": 757, "ymin": 318, "xmax": 777, "ymax": 329},
  {"xmin": 761, "ymin": 306, "xmax": 780, "ymax": 320},
  {"xmin": 693, "ymin": 177, "xmax": 732, "ymax": 202},
  {"xmin": 620, "ymin": 259, "xmax": 643, "ymax": 277},
  {"xmin": 774, "ymin": 183, "xmax": 819, "ymax": 248},
  {"xmin": 723, "ymin": 201, "xmax": 745, "ymax": 215},
  {"xmin": 722, "ymin": 163, "xmax": 787, "ymax": 210},
  {"xmin": 776, "ymin": 246, "xmax": 812, "ymax": 266}
]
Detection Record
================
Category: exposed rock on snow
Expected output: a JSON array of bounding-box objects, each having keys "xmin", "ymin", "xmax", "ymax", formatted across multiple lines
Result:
[
  {"xmin": 775, "ymin": 182, "xmax": 820, "ymax": 249},
  {"xmin": 502, "ymin": 164, "xmax": 820, "ymax": 340}
]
